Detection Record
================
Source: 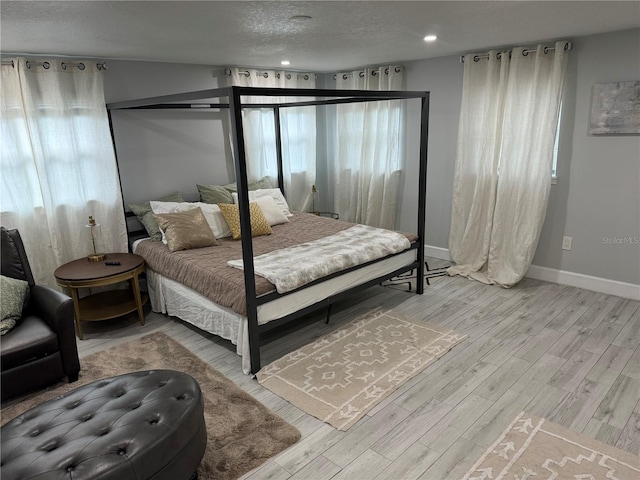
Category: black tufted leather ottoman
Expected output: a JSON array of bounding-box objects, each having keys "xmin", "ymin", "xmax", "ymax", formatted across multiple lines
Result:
[{"xmin": 1, "ymin": 370, "xmax": 207, "ymax": 480}]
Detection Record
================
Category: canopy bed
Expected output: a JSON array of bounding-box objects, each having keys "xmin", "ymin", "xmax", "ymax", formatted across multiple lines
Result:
[{"xmin": 107, "ymin": 86, "xmax": 430, "ymax": 374}]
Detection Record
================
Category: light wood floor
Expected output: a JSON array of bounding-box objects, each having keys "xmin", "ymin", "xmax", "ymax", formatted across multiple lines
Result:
[{"xmin": 77, "ymin": 260, "xmax": 640, "ymax": 480}]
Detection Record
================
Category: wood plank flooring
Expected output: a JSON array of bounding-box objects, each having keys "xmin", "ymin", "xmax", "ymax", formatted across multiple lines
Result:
[{"xmin": 75, "ymin": 259, "xmax": 640, "ymax": 479}]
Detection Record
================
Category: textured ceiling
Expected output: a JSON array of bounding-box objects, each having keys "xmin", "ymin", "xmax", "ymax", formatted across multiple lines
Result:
[{"xmin": 1, "ymin": 1, "xmax": 639, "ymax": 72}]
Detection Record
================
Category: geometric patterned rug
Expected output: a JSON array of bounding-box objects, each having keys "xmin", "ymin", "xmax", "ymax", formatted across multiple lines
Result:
[
  {"xmin": 257, "ymin": 308, "xmax": 466, "ymax": 430},
  {"xmin": 462, "ymin": 411, "xmax": 640, "ymax": 480}
]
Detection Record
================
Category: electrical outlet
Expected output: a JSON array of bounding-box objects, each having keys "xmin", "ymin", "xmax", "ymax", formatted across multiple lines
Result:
[{"xmin": 562, "ymin": 236, "xmax": 573, "ymax": 251}]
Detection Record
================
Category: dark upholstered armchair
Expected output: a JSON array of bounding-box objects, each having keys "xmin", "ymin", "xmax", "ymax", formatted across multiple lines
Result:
[{"xmin": 1, "ymin": 227, "xmax": 80, "ymax": 402}]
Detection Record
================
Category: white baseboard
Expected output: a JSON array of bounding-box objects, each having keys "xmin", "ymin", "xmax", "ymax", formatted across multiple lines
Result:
[
  {"xmin": 424, "ymin": 245, "xmax": 640, "ymax": 301},
  {"xmin": 525, "ymin": 264, "xmax": 640, "ymax": 301},
  {"xmin": 424, "ymin": 245, "xmax": 452, "ymax": 261}
]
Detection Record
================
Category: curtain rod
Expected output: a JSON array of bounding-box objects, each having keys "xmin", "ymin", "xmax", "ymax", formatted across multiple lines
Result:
[
  {"xmin": 459, "ymin": 41, "xmax": 572, "ymax": 63},
  {"xmin": 333, "ymin": 66, "xmax": 402, "ymax": 80},
  {"xmin": 224, "ymin": 68, "xmax": 315, "ymax": 80},
  {"xmin": 0, "ymin": 59, "xmax": 107, "ymax": 70}
]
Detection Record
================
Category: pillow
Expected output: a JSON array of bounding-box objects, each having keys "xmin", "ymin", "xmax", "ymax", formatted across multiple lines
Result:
[
  {"xmin": 197, "ymin": 184, "xmax": 233, "ymax": 205},
  {"xmin": 222, "ymin": 176, "xmax": 273, "ymax": 193},
  {"xmin": 128, "ymin": 192, "xmax": 184, "ymax": 241},
  {"xmin": 217, "ymin": 203, "xmax": 273, "ymax": 240},
  {"xmin": 0, "ymin": 275, "xmax": 29, "ymax": 335},
  {"xmin": 150, "ymin": 201, "xmax": 232, "ymax": 239},
  {"xmin": 154, "ymin": 208, "xmax": 219, "ymax": 252},
  {"xmin": 230, "ymin": 195, "xmax": 289, "ymax": 227},
  {"xmin": 232, "ymin": 188, "xmax": 292, "ymax": 217},
  {"xmin": 150, "ymin": 200, "xmax": 184, "ymax": 215}
]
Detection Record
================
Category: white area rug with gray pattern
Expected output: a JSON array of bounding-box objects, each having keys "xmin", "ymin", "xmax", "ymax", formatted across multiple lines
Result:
[{"xmin": 256, "ymin": 308, "xmax": 466, "ymax": 430}]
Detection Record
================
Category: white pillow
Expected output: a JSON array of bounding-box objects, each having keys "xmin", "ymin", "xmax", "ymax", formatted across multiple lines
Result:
[
  {"xmin": 232, "ymin": 188, "xmax": 292, "ymax": 217},
  {"xmin": 256, "ymin": 196, "xmax": 289, "ymax": 226},
  {"xmin": 150, "ymin": 201, "xmax": 232, "ymax": 239},
  {"xmin": 229, "ymin": 195, "xmax": 289, "ymax": 226},
  {"xmin": 150, "ymin": 201, "xmax": 182, "ymax": 215}
]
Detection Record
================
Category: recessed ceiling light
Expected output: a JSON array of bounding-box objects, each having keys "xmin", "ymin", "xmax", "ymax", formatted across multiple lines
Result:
[
  {"xmin": 281, "ymin": 60, "xmax": 291, "ymax": 66},
  {"xmin": 424, "ymin": 35, "xmax": 437, "ymax": 42}
]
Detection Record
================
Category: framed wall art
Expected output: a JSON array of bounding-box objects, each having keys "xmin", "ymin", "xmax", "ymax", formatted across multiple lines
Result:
[{"xmin": 589, "ymin": 81, "xmax": 640, "ymax": 135}]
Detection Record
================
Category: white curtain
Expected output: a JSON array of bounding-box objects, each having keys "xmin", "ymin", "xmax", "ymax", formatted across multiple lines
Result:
[
  {"xmin": 335, "ymin": 65, "xmax": 403, "ymax": 229},
  {"xmin": 228, "ymin": 68, "xmax": 316, "ymax": 212},
  {"xmin": 448, "ymin": 42, "xmax": 568, "ymax": 286},
  {"xmin": 1, "ymin": 58, "xmax": 127, "ymax": 287}
]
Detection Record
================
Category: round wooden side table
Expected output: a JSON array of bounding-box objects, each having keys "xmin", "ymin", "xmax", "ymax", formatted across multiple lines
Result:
[{"xmin": 54, "ymin": 253, "xmax": 148, "ymax": 339}]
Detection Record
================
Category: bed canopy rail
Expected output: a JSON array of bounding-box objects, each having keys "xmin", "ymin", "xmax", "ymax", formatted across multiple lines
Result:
[
  {"xmin": 107, "ymin": 85, "xmax": 430, "ymax": 373},
  {"xmin": 106, "ymin": 86, "xmax": 427, "ymax": 110}
]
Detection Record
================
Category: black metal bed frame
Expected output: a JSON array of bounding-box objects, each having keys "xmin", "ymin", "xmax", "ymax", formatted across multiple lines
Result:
[{"xmin": 107, "ymin": 86, "xmax": 430, "ymax": 373}]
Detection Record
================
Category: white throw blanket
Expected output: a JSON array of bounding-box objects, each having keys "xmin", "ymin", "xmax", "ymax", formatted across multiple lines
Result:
[{"xmin": 228, "ymin": 224, "xmax": 411, "ymax": 293}]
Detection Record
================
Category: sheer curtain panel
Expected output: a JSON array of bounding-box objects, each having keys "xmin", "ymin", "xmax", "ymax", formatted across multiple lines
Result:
[
  {"xmin": 448, "ymin": 42, "xmax": 568, "ymax": 286},
  {"xmin": 1, "ymin": 58, "xmax": 127, "ymax": 287},
  {"xmin": 334, "ymin": 66, "xmax": 403, "ymax": 229},
  {"xmin": 228, "ymin": 68, "xmax": 316, "ymax": 212}
]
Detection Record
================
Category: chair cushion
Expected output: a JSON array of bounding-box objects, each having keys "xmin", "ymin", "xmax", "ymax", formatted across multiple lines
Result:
[{"xmin": 0, "ymin": 316, "xmax": 58, "ymax": 371}]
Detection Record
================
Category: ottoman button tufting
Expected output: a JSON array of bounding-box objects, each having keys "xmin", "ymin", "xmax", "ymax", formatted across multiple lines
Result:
[
  {"xmin": 43, "ymin": 441, "xmax": 58, "ymax": 452},
  {"xmin": 1, "ymin": 370, "xmax": 207, "ymax": 480}
]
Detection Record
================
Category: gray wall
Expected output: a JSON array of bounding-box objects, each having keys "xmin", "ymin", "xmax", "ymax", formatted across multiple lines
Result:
[
  {"xmin": 538, "ymin": 28, "xmax": 639, "ymax": 285},
  {"xmin": 398, "ymin": 55, "xmax": 463, "ymax": 248},
  {"xmin": 401, "ymin": 28, "xmax": 639, "ymax": 285},
  {"xmin": 104, "ymin": 61, "xmax": 232, "ymax": 204}
]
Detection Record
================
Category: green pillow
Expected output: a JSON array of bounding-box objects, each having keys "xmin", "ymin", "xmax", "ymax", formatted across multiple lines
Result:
[
  {"xmin": 0, "ymin": 275, "xmax": 29, "ymax": 335},
  {"xmin": 128, "ymin": 192, "xmax": 184, "ymax": 241},
  {"xmin": 197, "ymin": 184, "xmax": 233, "ymax": 204},
  {"xmin": 222, "ymin": 177, "xmax": 273, "ymax": 193}
]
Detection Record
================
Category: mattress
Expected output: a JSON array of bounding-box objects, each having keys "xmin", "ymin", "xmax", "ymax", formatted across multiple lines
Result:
[{"xmin": 134, "ymin": 212, "xmax": 415, "ymax": 315}]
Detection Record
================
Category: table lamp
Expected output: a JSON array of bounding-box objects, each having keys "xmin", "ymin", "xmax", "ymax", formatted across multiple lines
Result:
[
  {"xmin": 311, "ymin": 184, "xmax": 318, "ymax": 215},
  {"xmin": 86, "ymin": 216, "xmax": 106, "ymax": 262}
]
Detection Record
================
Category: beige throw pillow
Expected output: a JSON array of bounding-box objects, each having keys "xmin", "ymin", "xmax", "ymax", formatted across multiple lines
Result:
[
  {"xmin": 154, "ymin": 208, "xmax": 218, "ymax": 252},
  {"xmin": 150, "ymin": 201, "xmax": 232, "ymax": 239}
]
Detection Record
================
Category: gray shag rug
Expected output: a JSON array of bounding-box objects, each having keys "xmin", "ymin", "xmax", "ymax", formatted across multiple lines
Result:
[{"xmin": 1, "ymin": 331, "xmax": 301, "ymax": 480}]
